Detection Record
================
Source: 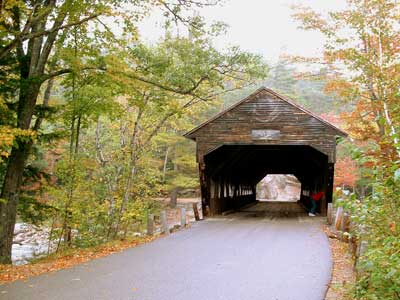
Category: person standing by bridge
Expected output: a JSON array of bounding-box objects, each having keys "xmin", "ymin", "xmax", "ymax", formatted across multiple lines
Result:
[{"xmin": 309, "ymin": 191, "xmax": 324, "ymax": 217}]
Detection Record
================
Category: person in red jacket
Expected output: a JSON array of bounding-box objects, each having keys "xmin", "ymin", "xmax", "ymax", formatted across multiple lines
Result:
[{"xmin": 309, "ymin": 191, "xmax": 324, "ymax": 217}]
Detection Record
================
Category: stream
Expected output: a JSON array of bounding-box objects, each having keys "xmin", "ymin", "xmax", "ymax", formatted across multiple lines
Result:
[{"xmin": 12, "ymin": 223, "xmax": 53, "ymax": 265}]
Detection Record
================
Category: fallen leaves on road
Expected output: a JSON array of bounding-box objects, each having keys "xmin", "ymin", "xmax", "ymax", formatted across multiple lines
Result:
[
  {"xmin": 324, "ymin": 225, "xmax": 355, "ymax": 300},
  {"xmin": 0, "ymin": 236, "xmax": 156, "ymax": 284}
]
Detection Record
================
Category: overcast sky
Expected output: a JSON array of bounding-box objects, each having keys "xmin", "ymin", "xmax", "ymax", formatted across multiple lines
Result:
[{"xmin": 139, "ymin": 0, "xmax": 346, "ymax": 63}]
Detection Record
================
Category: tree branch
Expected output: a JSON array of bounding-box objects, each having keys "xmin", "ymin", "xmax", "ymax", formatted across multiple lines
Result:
[
  {"xmin": 122, "ymin": 71, "xmax": 209, "ymax": 96},
  {"xmin": 41, "ymin": 66, "xmax": 106, "ymax": 83},
  {"xmin": 0, "ymin": 13, "xmax": 101, "ymax": 60}
]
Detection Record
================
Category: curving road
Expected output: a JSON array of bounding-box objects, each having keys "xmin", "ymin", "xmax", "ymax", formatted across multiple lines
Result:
[{"xmin": 0, "ymin": 202, "xmax": 332, "ymax": 300}]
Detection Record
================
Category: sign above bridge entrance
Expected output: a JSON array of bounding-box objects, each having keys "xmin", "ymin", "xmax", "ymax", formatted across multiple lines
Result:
[{"xmin": 251, "ymin": 129, "xmax": 281, "ymax": 140}]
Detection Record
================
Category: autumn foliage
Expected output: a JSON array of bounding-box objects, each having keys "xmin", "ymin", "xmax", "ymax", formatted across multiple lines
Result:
[
  {"xmin": 334, "ymin": 157, "xmax": 359, "ymax": 189},
  {"xmin": 294, "ymin": 1, "xmax": 400, "ymax": 299}
]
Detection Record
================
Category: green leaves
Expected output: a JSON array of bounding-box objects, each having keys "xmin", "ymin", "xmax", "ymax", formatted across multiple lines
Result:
[
  {"xmin": 110, "ymin": 34, "xmax": 267, "ymax": 104},
  {"xmin": 338, "ymin": 165, "xmax": 400, "ymax": 300},
  {"xmin": 1, "ymin": 0, "xmax": 269, "ymax": 259}
]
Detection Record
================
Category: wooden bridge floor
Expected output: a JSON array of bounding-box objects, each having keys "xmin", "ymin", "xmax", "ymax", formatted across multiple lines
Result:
[{"xmin": 237, "ymin": 201, "xmax": 308, "ymax": 218}]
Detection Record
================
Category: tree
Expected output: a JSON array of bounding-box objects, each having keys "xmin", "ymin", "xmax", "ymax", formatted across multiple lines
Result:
[
  {"xmin": 293, "ymin": 2, "xmax": 400, "ymax": 299},
  {"xmin": 103, "ymin": 36, "xmax": 266, "ymax": 234},
  {"xmin": 0, "ymin": 0, "xmax": 127, "ymax": 264},
  {"xmin": 293, "ymin": 0, "xmax": 400, "ymax": 162},
  {"xmin": 0, "ymin": 0, "xmax": 227, "ymax": 264},
  {"xmin": 48, "ymin": 34, "xmax": 266, "ymax": 241}
]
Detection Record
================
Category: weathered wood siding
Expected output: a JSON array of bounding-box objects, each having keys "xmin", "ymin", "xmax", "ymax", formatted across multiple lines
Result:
[
  {"xmin": 186, "ymin": 87, "xmax": 347, "ymax": 215},
  {"xmin": 189, "ymin": 89, "xmax": 341, "ymax": 163}
]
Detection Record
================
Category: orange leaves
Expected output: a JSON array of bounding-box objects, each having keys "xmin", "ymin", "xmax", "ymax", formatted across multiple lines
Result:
[
  {"xmin": 319, "ymin": 112, "xmax": 344, "ymax": 129},
  {"xmin": 324, "ymin": 49, "xmax": 352, "ymax": 64},
  {"xmin": 389, "ymin": 221, "xmax": 396, "ymax": 234},
  {"xmin": 0, "ymin": 236, "xmax": 156, "ymax": 283},
  {"xmin": 334, "ymin": 156, "xmax": 360, "ymax": 188},
  {"xmin": 291, "ymin": 5, "xmax": 330, "ymax": 33},
  {"xmin": 324, "ymin": 79, "xmax": 357, "ymax": 100},
  {"xmin": 339, "ymin": 98, "xmax": 381, "ymax": 141}
]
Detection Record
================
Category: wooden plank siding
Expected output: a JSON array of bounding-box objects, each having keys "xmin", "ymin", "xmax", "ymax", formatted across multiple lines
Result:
[
  {"xmin": 186, "ymin": 88, "xmax": 345, "ymax": 163},
  {"xmin": 185, "ymin": 87, "xmax": 347, "ymax": 216}
]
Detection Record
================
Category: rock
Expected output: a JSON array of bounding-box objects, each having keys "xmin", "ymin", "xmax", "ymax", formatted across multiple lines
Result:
[
  {"xmin": 12, "ymin": 238, "xmax": 24, "ymax": 244},
  {"xmin": 257, "ymin": 175, "xmax": 301, "ymax": 201},
  {"xmin": 12, "ymin": 223, "xmax": 53, "ymax": 265}
]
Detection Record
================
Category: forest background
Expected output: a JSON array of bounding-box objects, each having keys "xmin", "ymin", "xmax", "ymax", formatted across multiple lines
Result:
[{"xmin": 0, "ymin": 1, "xmax": 399, "ymax": 299}]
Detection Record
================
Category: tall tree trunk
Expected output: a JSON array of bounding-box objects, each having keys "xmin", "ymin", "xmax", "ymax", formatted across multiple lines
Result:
[
  {"xmin": 0, "ymin": 145, "xmax": 31, "ymax": 263},
  {"xmin": 62, "ymin": 115, "xmax": 81, "ymax": 247},
  {"xmin": 169, "ymin": 149, "xmax": 179, "ymax": 208},
  {"xmin": 162, "ymin": 147, "xmax": 170, "ymax": 182},
  {"xmin": 61, "ymin": 34, "xmax": 80, "ymax": 246},
  {"xmin": 113, "ymin": 106, "xmax": 144, "ymax": 237},
  {"xmin": 0, "ymin": 81, "xmax": 40, "ymax": 263}
]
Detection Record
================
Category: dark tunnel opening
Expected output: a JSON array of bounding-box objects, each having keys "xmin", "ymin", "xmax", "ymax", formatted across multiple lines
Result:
[{"xmin": 203, "ymin": 144, "xmax": 331, "ymax": 215}]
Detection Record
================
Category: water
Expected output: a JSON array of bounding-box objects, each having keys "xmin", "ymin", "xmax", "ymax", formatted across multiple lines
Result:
[{"xmin": 12, "ymin": 223, "xmax": 53, "ymax": 265}]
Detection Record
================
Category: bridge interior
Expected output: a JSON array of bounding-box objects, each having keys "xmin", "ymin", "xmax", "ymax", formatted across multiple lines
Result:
[{"xmin": 203, "ymin": 144, "xmax": 333, "ymax": 215}]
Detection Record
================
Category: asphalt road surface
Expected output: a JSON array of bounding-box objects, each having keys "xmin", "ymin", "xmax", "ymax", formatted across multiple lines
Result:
[{"xmin": 0, "ymin": 202, "xmax": 332, "ymax": 300}]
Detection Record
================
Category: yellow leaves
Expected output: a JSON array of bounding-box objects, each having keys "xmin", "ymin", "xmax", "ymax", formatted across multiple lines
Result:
[
  {"xmin": 0, "ymin": 126, "xmax": 36, "ymax": 161},
  {"xmin": 0, "ymin": 1, "xmax": 24, "ymax": 21},
  {"xmin": 324, "ymin": 49, "xmax": 350, "ymax": 64},
  {"xmin": 0, "ymin": 151, "xmax": 10, "ymax": 158}
]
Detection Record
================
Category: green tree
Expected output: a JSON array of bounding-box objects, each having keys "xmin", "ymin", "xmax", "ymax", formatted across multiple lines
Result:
[
  {"xmin": 31, "ymin": 20, "xmax": 266, "ymax": 247},
  {"xmin": 0, "ymin": 0, "xmax": 225, "ymax": 264}
]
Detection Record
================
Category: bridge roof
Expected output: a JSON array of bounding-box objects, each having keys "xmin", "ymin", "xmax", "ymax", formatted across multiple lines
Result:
[{"xmin": 184, "ymin": 87, "xmax": 348, "ymax": 139}]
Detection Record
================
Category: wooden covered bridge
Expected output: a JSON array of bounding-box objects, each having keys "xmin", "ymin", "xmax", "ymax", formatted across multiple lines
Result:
[{"xmin": 185, "ymin": 87, "xmax": 347, "ymax": 216}]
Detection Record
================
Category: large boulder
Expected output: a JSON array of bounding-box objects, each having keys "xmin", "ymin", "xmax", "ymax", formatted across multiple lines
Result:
[{"xmin": 257, "ymin": 175, "xmax": 301, "ymax": 201}]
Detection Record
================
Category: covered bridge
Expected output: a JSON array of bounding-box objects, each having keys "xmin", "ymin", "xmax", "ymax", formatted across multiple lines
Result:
[{"xmin": 185, "ymin": 87, "xmax": 347, "ymax": 216}]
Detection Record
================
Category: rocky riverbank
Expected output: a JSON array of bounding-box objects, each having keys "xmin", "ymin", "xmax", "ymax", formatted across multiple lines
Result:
[{"xmin": 12, "ymin": 223, "xmax": 53, "ymax": 265}]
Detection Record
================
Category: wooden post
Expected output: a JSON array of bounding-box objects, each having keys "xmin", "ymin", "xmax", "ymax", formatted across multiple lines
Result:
[
  {"xmin": 341, "ymin": 212, "xmax": 350, "ymax": 242},
  {"xmin": 193, "ymin": 202, "xmax": 200, "ymax": 221},
  {"xmin": 342, "ymin": 212, "xmax": 350, "ymax": 231},
  {"xmin": 147, "ymin": 214, "xmax": 154, "ymax": 236},
  {"xmin": 325, "ymin": 163, "xmax": 334, "ymax": 212},
  {"xmin": 160, "ymin": 210, "xmax": 169, "ymax": 235},
  {"xmin": 199, "ymin": 162, "xmax": 209, "ymax": 216},
  {"xmin": 327, "ymin": 203, "xmax": 333, "ymax": 225},
  {"xmin": 205, "ymin": 205, "xmax": 210, "ymax": 217},
  {"xmin": 335, "ymin": 206, "xmax": 344, "ymax": 231},
  {"xmin": 180, "ymin": 207, "xmax": 186, "ymax": 227}
]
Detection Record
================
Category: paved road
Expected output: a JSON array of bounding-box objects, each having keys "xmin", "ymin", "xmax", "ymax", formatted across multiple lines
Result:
[{"xmin": 0, "ymin": 202, "xmax": 332, "ymax": 300}]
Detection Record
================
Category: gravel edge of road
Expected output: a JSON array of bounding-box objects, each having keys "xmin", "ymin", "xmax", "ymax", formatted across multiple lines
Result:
[{"xmin": 323, "ymin": 225, "xmax": 355, "ymax": 300}]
